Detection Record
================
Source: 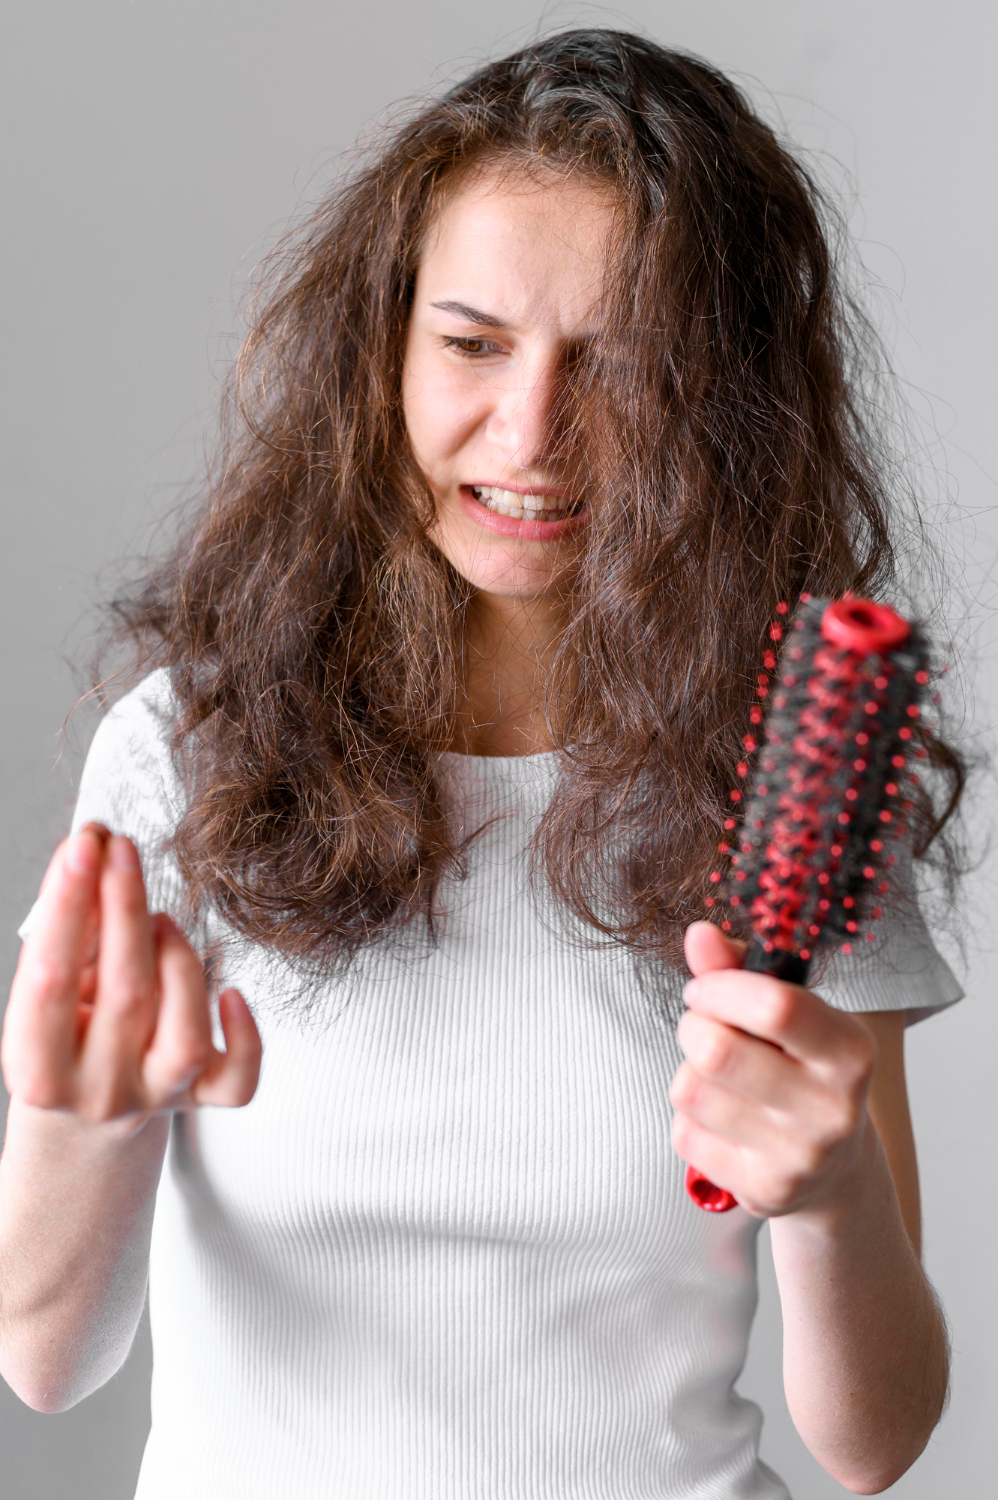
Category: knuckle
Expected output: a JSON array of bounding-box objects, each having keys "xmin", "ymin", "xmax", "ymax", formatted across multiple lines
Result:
[
  {"xmin": 27, "ymin": 954, "xmax": 77, "ymax": 1000},
  {"xmin": 762, "ymin": 985, "xmax": 797, "ymax": 1034}
]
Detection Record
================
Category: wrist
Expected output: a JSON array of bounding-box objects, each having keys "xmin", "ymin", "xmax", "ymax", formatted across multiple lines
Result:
[{"xmin": 776, "ymin": 1111, "xmax": 894, "ymax": 1243}]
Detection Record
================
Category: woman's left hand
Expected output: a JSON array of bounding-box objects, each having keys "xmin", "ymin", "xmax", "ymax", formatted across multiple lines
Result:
[{"xmin": 669, "ymin": 920, "xmax": 877, "ymax": 1219}]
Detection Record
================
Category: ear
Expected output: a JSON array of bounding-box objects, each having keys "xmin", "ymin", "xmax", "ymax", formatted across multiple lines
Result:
[{"xmin": 684, "ymin": 919, "xmax": 746, "ymax": 978}]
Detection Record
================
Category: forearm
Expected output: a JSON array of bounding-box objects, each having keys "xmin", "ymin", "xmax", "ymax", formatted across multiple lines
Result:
[
  {"xmin": 770, "ymin": 1116, "xmax": 949, "ymax": 1493},
  {"xmin": 0, "ymin": 1098, "xmax": 169, "ymax": 1412}
]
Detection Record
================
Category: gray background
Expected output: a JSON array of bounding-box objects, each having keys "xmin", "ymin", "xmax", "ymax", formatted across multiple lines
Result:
[{"xmin": 2, "ymin": 2, "xmax": 995, "ymax": 1495}]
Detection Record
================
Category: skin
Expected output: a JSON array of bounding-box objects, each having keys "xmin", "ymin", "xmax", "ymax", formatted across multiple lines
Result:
[{"xmin": 0, "ymin": 167, "xmax": 948, "ymax": 1490}]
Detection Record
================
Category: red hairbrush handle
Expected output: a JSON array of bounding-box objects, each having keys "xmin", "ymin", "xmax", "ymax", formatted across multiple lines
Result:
[{"xmin": 685, "ymin": 1166, "xmax": 738, "ymax": 1213}]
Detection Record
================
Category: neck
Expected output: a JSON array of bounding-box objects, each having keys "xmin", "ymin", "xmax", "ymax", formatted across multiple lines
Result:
[{"xmin": 451, "ymin": 591, "xmax": 565, "ymax": 756}]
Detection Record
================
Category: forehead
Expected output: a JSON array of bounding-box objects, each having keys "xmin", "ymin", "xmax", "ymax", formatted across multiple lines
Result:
[{"xmin": 415, "ymin": 165, "xmax": 619, "ymax": 331}]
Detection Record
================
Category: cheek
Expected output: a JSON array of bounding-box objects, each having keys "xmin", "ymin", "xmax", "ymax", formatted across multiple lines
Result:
[{"xmin": 402, "ymin": 361, "xmax": 486, "ymax": 478}]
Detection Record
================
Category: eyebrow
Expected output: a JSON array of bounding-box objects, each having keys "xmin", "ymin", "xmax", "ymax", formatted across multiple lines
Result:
[{"xmin": 429, "ymin": 300, "xmax": 509, "ymax": 329}]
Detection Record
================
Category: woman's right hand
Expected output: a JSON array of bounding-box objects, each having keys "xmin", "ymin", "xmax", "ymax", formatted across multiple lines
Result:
[{"xmin": 2, "ymin": 823, "xmax": 262, "ymax": 1127}]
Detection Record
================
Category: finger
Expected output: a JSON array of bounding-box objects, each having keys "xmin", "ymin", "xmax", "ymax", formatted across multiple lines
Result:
[
  {"xmin": 191, "ymin": 990, "xmax": 262, "ymax": 1108},
  {"xmin": 682, "ymin": 967, "xmax": 860, "ymax": 1066},
  {"xmin": 140, "ymin": 916, "xmax": 215, "ymax": 1106},
  {"xmin": 684, "ymin": 920, "xmax": 746, "ymax": 977},
  {"xmin": 670, "ymin": 1060, "xmax": 803, "ymax": 1154},
  {"xmin": 4, "ymin": 830, "xmax": 107, "ymax": 1097},
  {"xmin": 669, "ymin": 1112, "xmax": 748, "ymax": 1209},
  {"xmin": 676, "ymin": 1009, "xmax": 803, "ymax": 1111},
  {"xmin": 84, "ymin": 837, "xmax": 159, "ymax": 1065}
]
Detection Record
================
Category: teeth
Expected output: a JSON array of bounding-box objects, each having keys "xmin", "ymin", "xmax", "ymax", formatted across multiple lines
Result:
[{"xmin": 470, "ymin": 486, "xmax": 576, "ymax": 522}]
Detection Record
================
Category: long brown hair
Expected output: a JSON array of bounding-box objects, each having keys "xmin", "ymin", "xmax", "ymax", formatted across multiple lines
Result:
[{"xmin": 109, "ymin": 29, "xmax": 964, "ymax": 969}]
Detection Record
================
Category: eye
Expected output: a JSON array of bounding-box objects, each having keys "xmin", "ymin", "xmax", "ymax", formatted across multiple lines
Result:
[{"xmin": 442, "ymin": 336, "xmax": 505, "ymax": 358}]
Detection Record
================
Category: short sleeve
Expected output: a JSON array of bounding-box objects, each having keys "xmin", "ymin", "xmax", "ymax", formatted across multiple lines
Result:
[
  {"xmin": 18, "ymin": 669, "xmax": 188, "ymax": 940},
  {"xmin": 810, "ymin": 862, "xmax": 963, "ymax": 1026}
]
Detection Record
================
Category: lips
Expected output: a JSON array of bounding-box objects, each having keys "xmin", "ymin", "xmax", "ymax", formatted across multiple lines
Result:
[{"xmin": 460, "ymin": 484, "xmax": 586, "ymax": 541}]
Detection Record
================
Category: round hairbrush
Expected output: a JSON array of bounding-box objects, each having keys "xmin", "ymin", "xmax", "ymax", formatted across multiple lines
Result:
[{"xmin": 685, "ymin": 595, "xmax": 930, "ymax": 1213}]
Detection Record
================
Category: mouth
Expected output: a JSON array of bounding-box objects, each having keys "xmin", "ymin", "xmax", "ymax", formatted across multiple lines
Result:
[{"xmin": 468, "ymin": 485, "xmax": 584, "ymax": 523}]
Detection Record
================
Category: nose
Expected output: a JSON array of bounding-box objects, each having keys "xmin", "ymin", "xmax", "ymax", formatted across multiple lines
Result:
[{"xmin": 484, "ymin": 345, "xmax": 560, "ymax": 471}]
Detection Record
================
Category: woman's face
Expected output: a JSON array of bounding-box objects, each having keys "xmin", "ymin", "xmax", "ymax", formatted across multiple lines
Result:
[{"xmin": 402, "ymin": 166, "xmax": 617, "ymax": 602}]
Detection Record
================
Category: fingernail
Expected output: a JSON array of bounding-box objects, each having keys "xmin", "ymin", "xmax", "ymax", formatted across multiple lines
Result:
[
  {"xmin": 683, "ymin": 979, "xmax": 700, "ymax": 1004},
  {"xmin": 65, "ymin": 830, "xmax": 99, "ymax": 874},
  {"xmin": 108, "ymin": 836, "xmax": 139, "ymax": 872}
]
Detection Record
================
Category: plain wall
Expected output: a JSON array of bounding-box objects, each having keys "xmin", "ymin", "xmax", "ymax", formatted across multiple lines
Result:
[{"xmin": 2, "ymin": 2, "xmax": 995, "ymax": 1495}]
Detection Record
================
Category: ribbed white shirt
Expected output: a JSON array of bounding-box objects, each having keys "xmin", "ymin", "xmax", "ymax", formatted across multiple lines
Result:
[{"xmin": 35, "ymin": 671, "xmax": 962, "ymax": 1499}]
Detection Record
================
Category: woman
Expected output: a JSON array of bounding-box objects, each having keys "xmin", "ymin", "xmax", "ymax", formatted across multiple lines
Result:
[{"xmin": 0, "ymin": 29, "xmax": 963, "ymax": 1500}]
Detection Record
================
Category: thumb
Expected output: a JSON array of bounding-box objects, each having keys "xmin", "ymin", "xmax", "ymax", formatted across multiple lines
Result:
[{"xmin": 684, "ymin": 919, "xmax": 746, "ymax": 977}]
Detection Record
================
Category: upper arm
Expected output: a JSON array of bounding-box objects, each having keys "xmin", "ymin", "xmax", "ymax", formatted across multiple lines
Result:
[{"xmin": 853, "ymin": 1010, "xmax": 922, "ymax": 1258}]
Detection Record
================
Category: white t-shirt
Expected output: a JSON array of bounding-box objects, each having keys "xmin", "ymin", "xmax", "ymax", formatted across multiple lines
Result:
[{"xmin": 27, "ymin": 670, "xmax": 963, "ymax": 1500}]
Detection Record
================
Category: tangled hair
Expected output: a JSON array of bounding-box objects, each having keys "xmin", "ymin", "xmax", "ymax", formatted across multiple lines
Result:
[{"xmin": 108, "ymin": 28, "xmax": 964, "ymax": 970}]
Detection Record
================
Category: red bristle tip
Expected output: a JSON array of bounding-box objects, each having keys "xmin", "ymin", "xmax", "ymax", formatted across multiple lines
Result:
[
  {"xmin": 724, "ymin": 817, "xmax": 736, "ymax": 830},
  {"xmin": 856, "ymin": 731, "xmax": 869, "ymax": 746},
  {"xmin": 776, "ymin": 601, "xmax": 789, "ymax": 615},
  {"xmin": 783, "ymin": 673, "xmax": 797, "ymax": 686},
  {"xmin": 808, "ymin": 924, "xmax": 820, "ymax": 937},
  {"xmin": 769, "ymin": 624, "xmax": 783, "ymax": 642},
  {"xmin": 866, "ymin": 933, "xmax": 876, "ymax": 942},
  {"xmin": 734, "ymin": 870, "xmax": 747, "ymax": 882},
  {"xmin": 743, "ymin": 734, "xmax": 757, "ymax": 752},
  {"xmin": 870, "ymin": 839, "xmax": 883, "ymax": 852},
  {"xmin": 906, "ymin": 704, "xmax": 920, "ymax": 718},
  {"xmin": 705, "ymin": 896, "xmax": 715, "ymax": 907},
  {"xmin": 841, "ymin": 943, "xmax": 853, "ymax": 955},
  {"xmin": 878, "ymin": 881, "xmax": 889, "ymax": 894},
  {"xmin": 899, "ymin": 727, "xmax": 912, "ymax": 740},
  {"xmin": 845, "ymin": 788, "xmax": 858, "ymax": 801},
  {"xmin": 718, "ymin": 842, "xmax": 730, "ymax": 853},
  {"xmin": 853, "ymin": 758, "xmax": 868, "ymax": 771},
  {"xmin": 709, "ymin": 870, "xmax": 722, "ymax": 883},
  {"xmin": 799, "ymin": 948, "xmax": 811, "ymax": 961},
  {"xmin": 729, "ymin": 896, "xmax": 741, "ymax": 906},
  {"xmin": 837, "ymin": 812, "xmax": 850, "ymax": 825},
  {"xmin": 871, "ymin": 907, "xmax": 883, "ymax": 919},
  {"xmin": 789, "ymin": 646, "xmax": 803, "ymax": 660},
  {"xmin": 757, "ymin": 673, "xmax": 770, "ymax": 687},
  {"xmin": 772, "ymin": 695, "xmax": 786, "ymax": 709},
  {"xmin": 874, "ymin": 675, "xmax": 888, "ymax": 690},
  {"xmin": 915, "ymin": 670, "xmax": 929, "ymax": 684},
  {"xmin": 864, "ymin": 701, "xmax": 878, "ymax": 715},
  {"xmin": 750, "ymin": 707, "xmax": 763, "ymax": 724},
  {"xmin": 885, "ymin": 782, "xmax": 898, "ymax": 795},
  {"xmin": 862, "ymin": 865, "xmax": 875, "ymax": 879},
  {"xmin": 817, "ymin": 871, "xmax": 830, "ymax": 885},
  {"xmin": 886, "ymin": 853, "xmax": 897, "ymax": 866},
  {"xmin": 915, "ymin": 747, "xmax": 927, "ymax": 759},
  {"xmin": 729, "ymin": 789, "xmax": 742, "ymax": 802},
  {"xmin": 757, "ymin": 785, "xmax": 769, "ymax": 796},
  {"xmin": 846, "ymin": 920, "xmax": 858, "ymax": 933},
  {"xmin": 736, "ymin": 761, "xmax": 748, "ymax": 777},
  {"xmin": 763, "ymin": 940, "xmax": 774, "ymax": 952},
  {"xmin": 879, "ymin": 810, "xmax": 892, "ymax": 823},
  {"xmin": 843, "ymin": 896, "xmax": 855, "ymax": 909},
  {"xmin": 818, "ymin": 898, "xmax": 830, "ymax": 912},
  {"xmin": 763, "ymin": 651, "xmax": 777, "ymax": 669},
  {"xmin": 800, "ymin": 591, "xmax": 812, "ymax": 602},
  {"xmin": 757, "ymin": 685, "xmax": 768, "ymax": 698},
  {"xmin": 830, "ymin": 843, "xmax": 843, "ymax": 857},
  {"xmin": 891, "ymin": 755, "xmax": 905, "ymax": 768},
  {"xmin": 721, "ymin": 920, "xmax": 732, "ymax": 931},
  {"xmin": 932, "ymin": 693, "xmax": 941, "ymax": 705}
]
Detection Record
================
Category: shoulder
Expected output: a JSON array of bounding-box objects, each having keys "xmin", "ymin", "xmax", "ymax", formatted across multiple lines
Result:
[{"xmin": 75, "ymin": 668, "xmax": 184, "ymax": 829}]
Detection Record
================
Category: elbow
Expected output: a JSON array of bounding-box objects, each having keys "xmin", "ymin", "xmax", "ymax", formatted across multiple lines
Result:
[
  {"xmin": 0, "ymin": 1365, "xmax": 83, "ymax": 1414},
  {"xmin": 823, "ymin": 1414, "xmax": 945, "ymax": 1494}
]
